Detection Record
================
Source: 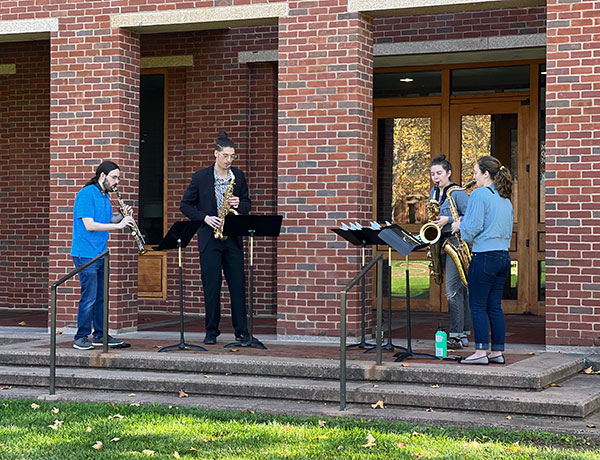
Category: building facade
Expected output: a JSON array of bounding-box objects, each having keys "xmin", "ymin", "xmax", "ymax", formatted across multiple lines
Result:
[{"xmin": 0, "ymin": 0, "xmax": 598, "ymax": 351}]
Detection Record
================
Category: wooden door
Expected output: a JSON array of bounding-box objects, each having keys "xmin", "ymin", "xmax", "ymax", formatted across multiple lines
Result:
[
  {"xmin": 374, "ymin": 105, "xmax": 443, "ymax": 311},
  {"xmin": 450, "ymin": 100, "xmax": 539, "ymax": 314}
]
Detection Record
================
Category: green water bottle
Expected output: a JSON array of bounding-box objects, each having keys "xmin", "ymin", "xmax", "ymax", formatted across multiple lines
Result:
[{"xmin": 435, "ymin": 324, "xmax": 447, "ymax": 358}]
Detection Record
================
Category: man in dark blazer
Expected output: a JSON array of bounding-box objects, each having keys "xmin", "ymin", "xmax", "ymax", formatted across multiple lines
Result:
[{"xmin": 180, "ymin": 132, "xmax": 251, "ymax": 345}]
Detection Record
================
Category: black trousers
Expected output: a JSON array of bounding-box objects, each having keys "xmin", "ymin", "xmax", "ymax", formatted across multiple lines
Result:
[{"xmin": 199, "ymin": 237, "xmax": 248, "ymax": 338}]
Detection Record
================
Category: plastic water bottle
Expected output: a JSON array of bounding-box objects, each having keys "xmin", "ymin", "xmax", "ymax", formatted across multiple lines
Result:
[{"xmin": 435, "ymin": 324, "xmax": 447, "ymax": 358}]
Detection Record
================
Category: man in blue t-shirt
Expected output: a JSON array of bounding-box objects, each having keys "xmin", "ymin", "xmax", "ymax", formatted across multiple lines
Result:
[{"xmin": 70, "ymin": 161, "xmax": 134, "ymax": 350}]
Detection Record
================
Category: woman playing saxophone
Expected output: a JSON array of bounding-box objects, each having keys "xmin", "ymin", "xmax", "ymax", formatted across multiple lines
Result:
[{"xmin": 429, "ymin": 154, "xmax": 470, "ymax": 350}]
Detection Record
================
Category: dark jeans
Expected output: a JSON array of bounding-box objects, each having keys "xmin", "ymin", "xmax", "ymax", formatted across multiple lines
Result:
[
  {"xmin": 468, "ymin": 250, "xmax": 511, "ymax": 351},
  {"xmin": 72, "ymin": 256, "xmax": 105, "ymax": 341},
  {"xmin": 199, "ymin": 237, "xmax": 248, "ymax": 338}
]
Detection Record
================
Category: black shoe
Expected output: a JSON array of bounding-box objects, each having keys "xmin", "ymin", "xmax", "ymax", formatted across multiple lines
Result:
[
  {"xmin": 203, "ymin": 336, "xmax": 217, "ymax": 345},
  {"xmin": 488, "ymin": 354, "xmax": 505, "ymax": 364},
  {"xmin": 235, "ymin": 333, "xmax": 251, "ymax": 343}
]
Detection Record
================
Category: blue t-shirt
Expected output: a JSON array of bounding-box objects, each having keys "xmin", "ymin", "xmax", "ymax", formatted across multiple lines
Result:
[
  {"xmin": 460, "ymin": 185, "xmax": 513, "ymax": 253},
  {"xmin": 70, "ymin": 184, "xmax": 113, "ymax": 258}
]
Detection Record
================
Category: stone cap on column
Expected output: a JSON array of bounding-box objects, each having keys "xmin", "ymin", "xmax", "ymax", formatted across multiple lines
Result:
[
  {"xmin": 111, "ymin": 3, "xmax": 288, "ymax": 34},
  {"xmin": 0, "ymin": 17, "xmax": 59, "ymax": 43}
]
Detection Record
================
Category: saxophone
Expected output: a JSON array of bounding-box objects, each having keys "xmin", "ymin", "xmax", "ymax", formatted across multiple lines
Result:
[
  {"xmin": 443, "ymin": 181, "xmax": 475, "ymax": 287},
  {"xmin": 420, "ymin": 198, "xmax": 443, "ymax": 285},
  {"xmin": 213, "ymin": 170, "xmax": 239, "ymax": 240},
  {"xmin": 114, "ymin": 186, "xmax": 147, "ymax": 254}
]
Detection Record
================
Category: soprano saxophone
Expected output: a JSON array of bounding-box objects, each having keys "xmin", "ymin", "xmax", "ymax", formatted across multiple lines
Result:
[
  {"xmin": 213, "ymin": 170, "xmax": 238, "ymax": 241},
  {"xmin": 114, "ymin": 186, "xmax": 147, "ymax": 254}
]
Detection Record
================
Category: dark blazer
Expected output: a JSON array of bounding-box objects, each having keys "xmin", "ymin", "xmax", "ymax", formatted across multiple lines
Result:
[{"xmin": 180, "ymin": 165, "xmax": 251, "ymax": 252}]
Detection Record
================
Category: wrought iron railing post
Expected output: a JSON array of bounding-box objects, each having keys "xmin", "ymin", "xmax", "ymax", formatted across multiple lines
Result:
[
  {"xmin": 49, "ymin": 250, "xmax": 109, "ymax": 395},
  {"xmin": 339, "ymin": 291, "xmax": 347, "ymax": 411},
  {"xmin": 339, "ymin": 253, "xmax": 383, "ymax": 411},
  {"xmin": 50, "ymin": 285, "xmax": 57, "ymax": 395},
  {"xmin": 376, "ymin": 256, "xmax": 383, "ymax": 365},
  {"xmin": 103, "ymin": 252, "xmax": 109, "ymax": 353}
]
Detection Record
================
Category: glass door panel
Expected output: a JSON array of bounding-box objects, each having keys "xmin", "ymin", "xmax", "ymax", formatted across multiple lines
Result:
[
  {"xmin": 450, "ymin": 102, "xmax": 530, "ymax": 313},
  {"xmin": 375, "ymin": 106, "xmax": 442, "ymax": 311}
]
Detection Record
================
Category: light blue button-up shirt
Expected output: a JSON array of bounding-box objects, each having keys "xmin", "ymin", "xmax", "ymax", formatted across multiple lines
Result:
[{"xmin": 460, "ymin": 185, "xmax": 513, "ymax": 253}]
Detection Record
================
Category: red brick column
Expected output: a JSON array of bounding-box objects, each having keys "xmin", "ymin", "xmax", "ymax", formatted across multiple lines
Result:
[
  {"xmin": 545, "ymin": 0, "xmax": 600, "ymax": 348},
  {"xmin": 277, "ymin": 2, "xmax": 373, "ymax": 339},
  {"xmin": 49, "ymin": 23, "xmax": 141, "ymax": 334}
]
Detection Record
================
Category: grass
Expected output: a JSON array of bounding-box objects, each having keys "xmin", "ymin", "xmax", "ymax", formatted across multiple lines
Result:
[{"xmin": 0, "ymin": 400, "xmax": 598, "ymax": 459}]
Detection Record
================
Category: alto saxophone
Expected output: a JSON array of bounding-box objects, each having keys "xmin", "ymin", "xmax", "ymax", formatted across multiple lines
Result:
[
  {"xmin": 443, "ymin": 181, "xmax": 475, "ymax": 287},
  {"xmin": 420, "ymin": 197, "xmax": 443, "ymax": 285},
  {"xmin": 114, "ymin": 186, "xmax": 147, "ymax": 254},
  {"xmin": 213, "ymin": 170, "xmax": 239, "ymax": 241}
]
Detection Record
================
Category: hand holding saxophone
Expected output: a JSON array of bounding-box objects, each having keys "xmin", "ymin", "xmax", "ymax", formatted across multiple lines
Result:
[{"xmin": 451, "ymin": 218, "xmax": 460, "ymax": 234}]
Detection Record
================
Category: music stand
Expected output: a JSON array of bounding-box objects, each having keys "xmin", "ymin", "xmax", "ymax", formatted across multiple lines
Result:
[
  {"xmin": 155, "ymin": 221, "xmax": 207, "ymax": 353},
  {"xmin": 365, "ymin": 245, "xmax": 405, "ymax": 353},
  {"xmin": 332, "ymin": 227, "xmax": 382, "ymax": 349},
  {"xmin": 378, "ymin": 225, "xmax": 438, "ymax": 363},
  {"xmin": 222, "ymin": 214, "xmax": 283, "ymax": 350}
]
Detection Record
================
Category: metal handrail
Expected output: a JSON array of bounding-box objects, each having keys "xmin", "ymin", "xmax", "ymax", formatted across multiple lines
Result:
[
  {"xmin": 339, "ymin": 253, "xmax": 383, "ymax": 411},
  {"xmin": 49, "ymin": 250, "xmax": 109, "ymax": 395}
]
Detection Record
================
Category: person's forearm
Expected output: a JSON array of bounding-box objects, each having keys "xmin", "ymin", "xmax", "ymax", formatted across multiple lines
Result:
[{"xmin": 83, "ymin": 219, "xmax": 122, "ymax": 232}]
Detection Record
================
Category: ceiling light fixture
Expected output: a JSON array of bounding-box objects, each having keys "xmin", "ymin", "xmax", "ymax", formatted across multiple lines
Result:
[{"xmin": 399, "ymin": 78, "xmax": 414, "ymax": 83}]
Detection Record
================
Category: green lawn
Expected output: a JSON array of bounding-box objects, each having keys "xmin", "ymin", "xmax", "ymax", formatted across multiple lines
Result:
[
  {"xmin": 391, "ymin": 260, "xmax": 430, "ymax": 299},
  {"xmin": 0, "ymin": 400, "xmax": 598, "ymax": 459}
]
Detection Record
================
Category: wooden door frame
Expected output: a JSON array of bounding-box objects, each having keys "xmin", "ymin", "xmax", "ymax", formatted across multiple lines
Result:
[{"xmin": 138, "ymin": 69, "xmax": 169, "ymax": 299}]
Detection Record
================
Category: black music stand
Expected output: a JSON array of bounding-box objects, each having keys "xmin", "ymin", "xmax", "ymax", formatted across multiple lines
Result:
[
  {"xmin": 332, "ymin": 227, "xmax": 382, "ymax": 349},
  {"xmin": 155, "ymin": 221, "xmax": 207, "ymax": 353},
  {"xmin": 365, "ymin": 244, "xmax": 405, "ymax": 353},
  {"xmin": 378, "ymin": 225, "xmax": 438, "ymax": 362},
  {"xmin": 222, "ymin": 214, "xmax": 283, "ymax": 350}
]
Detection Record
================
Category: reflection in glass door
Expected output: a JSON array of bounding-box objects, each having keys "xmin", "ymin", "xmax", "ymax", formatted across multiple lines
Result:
[{"xmin": 375, "ymin": 106, "xmax": 441, "ymax": 311}]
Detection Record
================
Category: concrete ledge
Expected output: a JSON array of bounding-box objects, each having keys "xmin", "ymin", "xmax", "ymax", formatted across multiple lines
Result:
[
  {"xmin": 0, "ymin": 17, "xmax": 58, "ymax": 43},
  {"xmin": 111, "ymin": 4, "xmax": 288, "ymax": 34},
  {"xmin": 349, "ymin": 0, "xmax": 545, "ymax": 17},
  {"xmin": 0, "ymin": 64, "xmax": 16, "ymax": 75},
  {"xmin": 238, "ymin": 50, "xmax": 277, "ymax": 64},
  {"xmin": 0, "ymin": 349, "xmax": 584, "ymax": 391},
  {"xmin": 375, "ymin": 34, "xmax": 545, "ymax": 57},
  {"xmin": 2, "ymin": 365, "xmax": 598, "ymax": 417},
  {"xmin": 141, "ymin": 55, "xmax": 194, "ymax": 68}
]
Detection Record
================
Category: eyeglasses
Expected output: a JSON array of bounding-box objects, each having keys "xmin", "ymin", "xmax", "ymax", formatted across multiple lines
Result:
[
  {"xmin": 107, "ymin": 174, "xmax": 121, "ymax": 182},
  {"xmin": 219, "ymin": 152, "xmax": 239, "ymax": 161}
]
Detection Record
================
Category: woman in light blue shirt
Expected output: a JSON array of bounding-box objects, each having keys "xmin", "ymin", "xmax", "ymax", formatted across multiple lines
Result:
[{"xmin": 452, "ymin": 156, "xmax": 513, "ymax": 365}]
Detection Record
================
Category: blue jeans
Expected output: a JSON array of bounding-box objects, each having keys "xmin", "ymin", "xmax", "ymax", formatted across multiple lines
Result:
[
  {"xmin": 468, "ymin": 251, "xmax": 510, "ymax": 351},
  {"xmin": 73, "ymin": 257, "xmax": 104, "ymax": 341}
]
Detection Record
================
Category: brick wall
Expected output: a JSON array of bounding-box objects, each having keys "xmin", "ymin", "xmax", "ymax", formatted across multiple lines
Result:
[
  {"xmin": 277, "ymin": 2, "xmax": 374, "ymax": 338},
  {"xmin": 545, "ymin": 0, "xmax": 600, "ymax": 348},
  {"xmin": 49, "ymin": 21, "xmax": 141, "ymax": 332},
  {"xmin": 0, "ymin": 40, "xmax": 50, "ymax": 311},
  {"xmin": 374, "ymin": 6, "xmax": 546, "ymax": 43}
]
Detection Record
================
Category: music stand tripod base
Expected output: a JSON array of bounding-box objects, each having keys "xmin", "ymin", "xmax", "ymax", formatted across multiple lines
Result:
[
  {"xmin": 224, "ymin": 336, "xmax": 267, "ymax": 350},
  {"xmin": 154, "ymin": 221, "xmax": 207, "ymax": 353},
  {"xmin": 221, "ymin": 214, "xmax": 283, "ymax": 350}
]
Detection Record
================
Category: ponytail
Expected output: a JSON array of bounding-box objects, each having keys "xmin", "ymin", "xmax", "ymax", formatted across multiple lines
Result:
[
  {"xmin": 477, "ymin": 156, "xmax": 512, "ymax": 200},
  {"xmin": 85, "ymin": 161, "xmax": 120, "ymax": 187}
]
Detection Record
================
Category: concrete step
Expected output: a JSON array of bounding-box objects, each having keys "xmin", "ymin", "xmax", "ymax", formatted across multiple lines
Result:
[
  {"xmin": 0, "ymin": 364, "xmax": 599, "ymax": 418},
  {"xmin": 0, "ymin": 349, "xmax": 585, "ymax": 391}
]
